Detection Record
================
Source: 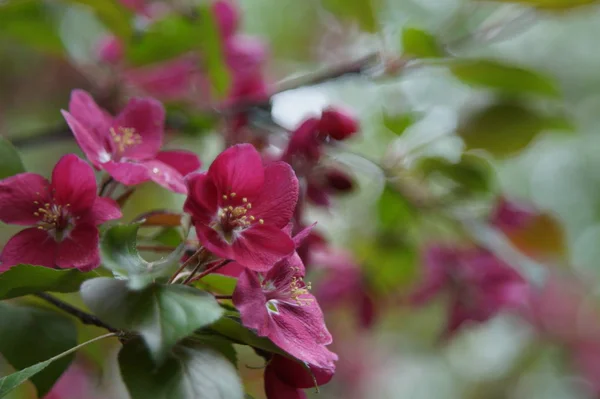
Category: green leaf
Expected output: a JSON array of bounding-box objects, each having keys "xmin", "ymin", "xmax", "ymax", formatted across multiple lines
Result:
[
  {"xmin": 100, "ymin": 223, "xmax": 184, "ymax": 288},
  {"xmin": 63, "ymin": 0, "xmax": 132, "ymax": 39},
  {"xmin": 382, "ymin": 112, "xmax": 416, "ymax": 137},
  {"xmin": 81, "ymin": 278, "xmax": 224, "ymax": 363},
  {"xmin": 321, "ymin": 0, "xmax": 380, "ymax": 33},
  {"xmin": 193, "ymin": 274, "xmax": 237, "ymax": 296},
  {"xmin": 448, "ymin": 59, "xmax": 559, "ymax": 97},
  {"xmin": 207, "ymin": 316, "xmax": 289, "ymax": 358},
  {"xmin": 0, "ymin": 332, "xmax": 115, "ymax": 398},
  {"xmin": 0, "ymin": 137, "xmax": 25, "ymax": 179},
  {"xmin": 401, "ymin": 27, "xmax": 443, "ymax": 58},
  {"xmin": 189, "ymin": 333, "xmax": 238, "ymax": 365},
  {"xmin": 195, "ymin": 4, "xmax": 231, "ymax": 97},
  {"xmin": 477, "ymin": 0, "xmax": 600, "ymax": 9},
  {"xmin": 127, "ymin": 15, "xmax": 200, "ymax": 66},
  {"xmin": 119, "ymin": 338, "xmax": 244, "ymax": 399},
  {"xmin": 0, "ymin": 265, "xmax": 94, "ymax": 300},
  {"xmin": 415, "ymin": 153, "xmax": 495, "ymax": 194},
  {"xmin": 458, "ymin": 102, "xmax": 573, "ymax": 157},
  {"xmin": 0, "ymin": 1, "xmax": 64, "ymax": 54},
  {"xmin": 0, "ymin": 303, "xmax": 77, "ymax": 397},
  {"xmin": 377, "ymin": 185, "xmax": 417, "ymax": 232}
]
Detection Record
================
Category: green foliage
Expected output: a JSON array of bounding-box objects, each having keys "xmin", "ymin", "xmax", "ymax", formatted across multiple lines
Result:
[
  {"xmin": 193, "ymin": 274, "xmax": 237, "ymax": 296},
  {"xmin": 63, "ymin": 0, "xmax": 132, "ymax": 39},
  {"xmin": 478, "ymin": 0, "xmax": 600, "ymax": 9},
  {"xmin": 448, "ymin": 59, "xmax": 559, "ymax": 97},
  {"xmin": 377, "ymin": 185, "xmax": 417, "ymax": 232},
  {"xmin": 189, "ymin": 333, "xmax": 238, "ymax": 365},
  {"xmin": 0, "ymin": 265, "xmax": 94, "ymax": 300},
  {"xmin": 196, "ymin": 4, "xmax": 231, "ymax": 98},
  {"xmin": 401, "ymin": 27, "xmax": 443, "ymax": 58},
  {"xmin": 0, "ymin": 1, "xmax": 64, "ymax": 54},
  {"xmin": 119, "ymin": 338, "xmax": 244, "ymax": 399},
  {"xmin": 0, "ymin": 303, "xmax": 76, "ymax": 397},
  {"xmin": 0, "ymin": 332, "xmax": 114, "ymax": 398},
  {"xmin": 0, "ymin": 138, "xmax": 25, "ymax": 179},
  {"xmin": 127, "ymin": 15, "xmax": 200, "ymax": 66},
  {"xmin": 382, "ymin": 111, "xmax": 416, "ymax": 137},
  {"xmin": 81, "ymin": 278, "xmax": 224, "ymax": 363},
  {"xmin": 322, "ymin": 0, "xmax": 380, "ymax": 33},
  {"xmin": 207, "ymin": 315, "xmax": 289, "ymax": 358},
  {"xmin": 458, "ymin": 102, "xmax": 574, "ymax": 157},
  {"xmin": 415, "ymin": 153, "xmax": 496, "ymax": 194},
  {"xmin": 100, "ymin": 223, "xmax": 184, "ymax": 288}
]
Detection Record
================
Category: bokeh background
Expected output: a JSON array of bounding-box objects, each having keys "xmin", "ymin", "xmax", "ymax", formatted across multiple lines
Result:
[{"xmin": 3, "ymin": 0, "xmax": 600, "ymax": 398}]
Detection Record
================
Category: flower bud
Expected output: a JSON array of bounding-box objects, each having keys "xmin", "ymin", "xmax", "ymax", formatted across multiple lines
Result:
[{"xmin": 318, "ymin": 107, "xmax": 359, "ymax": 141}]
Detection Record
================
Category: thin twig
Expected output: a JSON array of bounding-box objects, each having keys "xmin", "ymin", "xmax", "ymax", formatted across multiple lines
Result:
[
  {"xmin": 34, "ymin": 292, "xmax": 120, "ymax": 333},
  {"xmin": 187, "ymin": 259, "xmax": 232, "ymax": 284},
  {"xmin": 98, "ymin": 177, "xmax": 115, "ymax": 197},
  {"xmin": 168, "ymin": 247, "xmax": 204, "ymax": 284}
]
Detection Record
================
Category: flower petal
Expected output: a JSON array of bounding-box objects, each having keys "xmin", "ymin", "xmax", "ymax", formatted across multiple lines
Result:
[
  {"xmin": 268, "ymin": 297, "xmax": 335, "ymax": 367},
  {"xmin": 264, "ymin": 364, "xmax": 307, "ymax": 399},
  {"xmin": 184, "ymin": 173, "xmax": 219, "ymax": 225},
  {"xmin": 232, "ymin": 225, "xmax": 295, "ymax": 271},
  {"xmin": 56, "ymin": 224, "xmax": 100, "ymax": 271},
  {"xmin": 141, "ymin": 160, "xmax": 188, "ymax": 194},
  {"xmin": 0, "ymin": 228, "xmax": 57, "ymax": 270},
  {"xmin": 62, "ymin": 111, "xmax": 111, "ymax": 167},
  {"xmin": 233, "ymin": 269, "xmax": 270, "ymax": 336},
  {"xmin": 194, "ymin": 223, "xmax": 234, "ymax": 261},
  {"xmin": 208, "ymin": 143, "xmax": 264, "ymax": 199},
  {"xmin": 86, "ymin": 197, "xmax": 122, "ymax": 225},
  {"xmin": 101, "ymin": 160, "xmax": 150, "ymax": 186},
  {"xmin": 251, "ymin": 162, "xmax": 299, "ymax": 229},
  {"xmin": 268, "ymin": 355, "xmax": 335, "ymax": 389},
  {"xmin": 155, "ymin": 150, "xmax": 201, "ymax": 176},
  {"xmin": 113, "ymin": 97, "xmax": 165, "ymax": 160},
  {"xmin": 51, "ymin": 154, "xmax": 97, "ymax": 213},
  {"xmin": 0, "ymin": 173, "xmax": 50, "ymax": 225},
  {"xmin": 68, "ymin": 90, "xmax": 113, "ymax": 145}
]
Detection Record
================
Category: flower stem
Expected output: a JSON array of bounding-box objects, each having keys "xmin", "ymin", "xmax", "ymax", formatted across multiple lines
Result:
[
  {"xmin": 98, "ymin": 176, "xmax": 114, "ymax": 197},
  {"xmin": 187, "ymin": 259, "xmax": 232, "ymax": 284},
  {"xmin": 167, "ymin": 247, "xmax": 205, "ymax": 284},
  {"xmin": 137, "ymin": 245, "xmax": 177, "ymax": 253},
  {"xmin": 34, "ymin": 293, "xmax": 120, "ymax": 334}
]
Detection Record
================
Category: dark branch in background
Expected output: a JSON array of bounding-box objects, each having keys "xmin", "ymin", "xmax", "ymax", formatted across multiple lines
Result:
[
  {"xmin": 11, "ymin": 52, "xmax": 381, "ymax": 149},
  {"xmin": 34, "ymin": 292, "xmax": 121, "ymax": 334}
]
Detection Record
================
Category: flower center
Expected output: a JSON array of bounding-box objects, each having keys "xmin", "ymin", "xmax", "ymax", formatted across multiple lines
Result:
[
  {"xmin": 33, "ymin": 199, "xmax": 74, "ymax": 241},
  {"xmin": 263, "ymin": 268, "xmax": 313, "ymax": 311},
  {"xmin": 213, "ymin": 192, "xmax": 263, "ymax": 243},
  {"xmin": 110, "ymin": 127, "xmax": 142, "ymax": 155}
]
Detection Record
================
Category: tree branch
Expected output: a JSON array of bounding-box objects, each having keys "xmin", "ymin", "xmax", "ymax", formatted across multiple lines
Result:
[
  {"xmin": 34, "ymin": 292, "xmax": 121, "ymax": 334},
  {"xmin": 11, "ymin": 53, "xmax": 381, "ymax": 149}
]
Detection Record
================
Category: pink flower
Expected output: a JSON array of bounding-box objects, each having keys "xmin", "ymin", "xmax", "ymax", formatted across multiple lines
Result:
[
  {"xmin": 0, "ymin": 154, "xmax": 121, "ymax": 271},
  {"xmin": 490, "ymin": 197, "xmax": 536, "ymax": 231},
  {"xmin": 213, "ymin": 0, "xmax": 239, "ymax": 39},
  {"xmin": 232, "ymin": 250, "xmax": 337, "ymax": 367},
  {"xmin": 411, "ymin": 245, "xmax": 529, "ymax": 337},
  {"xmin": 184, "ymin": 144, "xmax": 298, "ymax": 270},
  {"xmin": 43, "ymin": 362, "xmax": 101, "ymax": 399},
  {"xmin": 61, "ymin": 90, "xmax": 201, "ymax": 193},
  {"xmin": 264, "ymin": 355, "xmax": 335, "ymax": 399},
  {"xmin": 311, "ymin": 247, "xmax": 376, "ymax": 328}
]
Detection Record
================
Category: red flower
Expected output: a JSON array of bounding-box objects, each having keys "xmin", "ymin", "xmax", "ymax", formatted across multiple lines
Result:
[
  {"xmin": 0, "ymin": 154, "xmax": 121, "ymax": 271},
  {"xmin": 318, "ymin": 107, "xmax": 359, "ymax": 141},
  {"xmin": 264, "ymin": 355, "xmax": 335, "ymax": 399},
  {"xmin": 61, "ymin": 90, "xmax": 201, "ymax": 193},
  {"xmin": 184, "ymin": 144, "xmax": 298, "ymax": 270},
  {"xmin": 232, "ymin": 251, "xmax": 336, "ymax": 368},
  {"xmin": 410, "ymin": 245, "xmax": 529, "ymax": 337}
]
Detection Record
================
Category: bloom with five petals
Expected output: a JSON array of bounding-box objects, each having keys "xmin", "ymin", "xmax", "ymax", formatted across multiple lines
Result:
[
  {"xmin": 62, "ymin": 90, "xmax": 201, "ymax": 193},
  {"xmin": 0, "ymin": 154, "xmax": 122, "ymax": 271},
  {"xmin": 184, "ymin": 144, "xmax": 298, "ymax": 270}
]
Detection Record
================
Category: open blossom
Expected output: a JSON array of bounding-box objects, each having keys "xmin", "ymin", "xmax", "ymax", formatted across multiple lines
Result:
[
  {"xmin": 0, "ymin": 154, "xmax": 121, "ymax": 271},
  {"xmin": 264, "ymin": 355, "xmax": 335, "ymax": 399},
  {"xmin": 184, "ymin": 144, "xmax": 298, "ymax": 270},
  {"xmin": 61, "ymin": 90, "xmax": 201, "ymax": 193},
  {"xmin": 233, "ymin": 250, "xmax": 336, "ymax": 368},
  {"xmin": 410, "ymin": 245, "xmax": 529, "ymax": 337}
]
